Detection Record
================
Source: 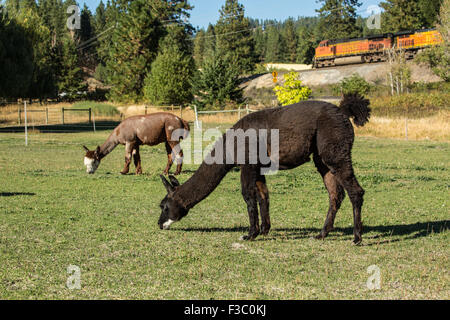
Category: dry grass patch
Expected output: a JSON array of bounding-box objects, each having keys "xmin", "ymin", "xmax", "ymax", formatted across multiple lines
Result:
[{"xmin": 355, "ymin": 111, "xmax": 450, "ymax": 142}]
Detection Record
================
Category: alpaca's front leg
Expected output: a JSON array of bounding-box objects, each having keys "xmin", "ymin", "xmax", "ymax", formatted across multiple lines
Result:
[
  {"xmin": 240, "ymin": 166, "xmax": 260, "ymax": 241},
  {"xmin": 256, "ymin": 177, "xmax": 270, "ymax": 236},
  {"xmin": 121, "ymin": 142, "xmax": 134, "ymax": 175}
]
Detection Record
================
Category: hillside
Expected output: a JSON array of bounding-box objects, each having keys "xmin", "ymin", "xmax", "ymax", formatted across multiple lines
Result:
[{"xmin": 244, "ymin": 60, "xmax": 442, "ymax": 90}]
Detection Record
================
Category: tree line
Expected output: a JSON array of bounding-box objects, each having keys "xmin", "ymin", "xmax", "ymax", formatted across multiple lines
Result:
[{"xmin": 0, "ymin": 0, "xmax": 445, "ymax": 107}]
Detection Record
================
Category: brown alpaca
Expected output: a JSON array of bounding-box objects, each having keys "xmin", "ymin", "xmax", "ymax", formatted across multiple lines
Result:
[
  {"xmin": 83, "ymin": 112, "xmax": 189, "ymax": 175},
  {"xmin": 158, "ymin": 94, "xmax": 371, "ymax": 245}
]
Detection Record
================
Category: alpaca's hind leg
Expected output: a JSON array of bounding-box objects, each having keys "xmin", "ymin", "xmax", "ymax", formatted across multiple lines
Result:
[
  {"xmin": 165, "ymin": 141, "xmax": 183, "ymax": 175},
  {"xmin": 240, "ymin": 166, "xmax": 260, "ymax": 240},
  {"xmin": 163, "ymin": 142, "xmax": 174, "ymax": 175},
  {"xmin": 121, "ymin": 142, "xmax": 134, "ymax": 175},
  {"xmin": 313, "ymin": 154, "xmax": 345, "ymax": 240},
  {"xmin": 173, "ymin": 144, "xmax": 183, "ymax": 175},
  {"xmin": 331, "ymin": 164, "xmax": 365, "ymax": 245},
  {"xmin": 133, "ymin": 145, "xmax": 142, "ymax": 175},
  {"xmin": 256, "ymin": 174, "xmax": 270, "ymax": 236}
]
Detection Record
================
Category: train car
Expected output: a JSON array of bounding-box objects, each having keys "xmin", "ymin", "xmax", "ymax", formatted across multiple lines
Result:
[
  {"xmin": 314, "ymin": 34, "xmax": 393, "ymax": 68},
  {"xmin": 313, "ymin": 28, "xmax": 443, "ymax": 68},
  {"xmin": 395, "ymin": 29, "xmax": 443, "ymax": 59}
]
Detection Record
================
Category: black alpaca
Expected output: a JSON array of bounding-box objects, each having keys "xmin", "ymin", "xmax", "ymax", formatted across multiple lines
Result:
[{"xmin": 159, "ymin": 94, "xmax": 371, "ymax": 244}]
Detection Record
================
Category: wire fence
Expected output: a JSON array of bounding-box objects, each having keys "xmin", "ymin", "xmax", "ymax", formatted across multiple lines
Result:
[
  {"xmin": 193, "ymin": 104, "xmax": 256, "ymax": 129},
  {"xmin": 0, "ymin": 102, "xmax": 124, "ymax": 136}
]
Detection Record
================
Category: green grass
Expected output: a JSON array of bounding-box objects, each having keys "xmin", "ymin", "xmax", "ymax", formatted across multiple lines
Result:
[
  {"xmin": 0, "ymin": 129, "xmax": 448, "ymax": 299},
  {"xmin": 71, "ymin": 101, "xmax": 119, "ymax": 117}
]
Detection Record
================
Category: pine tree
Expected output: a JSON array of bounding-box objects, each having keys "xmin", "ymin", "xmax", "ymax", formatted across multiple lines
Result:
[
  {"xmin": 203, "ymin": 23, "xmax": 216, "ymax": 60},
  {"xmin": 143, "ymin": 21, "xmax": 195, "ymax": 105},
  {"xmin": 3, "ymin": 0, "xmax": 59, "ymax": 99},
  {"xmin": 281, "ymin": 19, "xmax": 297, "ymax": 63},
  {"xmin": 192, "ymin": 53, "xmax": 243, "ymax": 110},
  {"xmin": 193, "ymin": 28, "xmax": 206, "ymax": 67},
  {"xmin": 0, "ymin": 8, "xmax": 34, "ymax": 98},
  {"xmin": 252, "ymin": 21, "xmax": 266, "ymax": 62},
  {"xmin": 265, "ymin": 25, "xmax": 281, "ymax": 63},
  {"xmin": 93, "ymin": 0, "xmax": 117, "ymax": 82},
  {"xmin": 380, "ymin": 0, "xmax": 425, "ymax": 32},
  {"xmin": 78, "ymin": 3, "xmax": 96, "ymax": 68},
  {"xmin": 57, "ymin": 35, "xmax": 86, "ymax": 98},
  {"xmin": 94, "ymin": 0, "xmax": 107, "ymax": 34},
  {"xmin": 144, "ymin": 30, "xmax": 195, "ymax": 105},
  {"xmin": 215, "ymin": 0, "xmax": 255, "ymax": 74},
  {"xmin": 296, "ymin": 26, "xmax": 316, "ymax": 64},
  {"xmin": 105, "ymin": 0, "xmax": 192, "ymax": 102},
  {"xmin": 418, "ymin": 0, "xmax": 443, "ymax": 27},
  {"xmin": 317, "ymin": 0, "xmax": 362, "ymax": 40},
  {"xmin": 105, "ymin": 0, "xmax": 165, "ymax": 102}
]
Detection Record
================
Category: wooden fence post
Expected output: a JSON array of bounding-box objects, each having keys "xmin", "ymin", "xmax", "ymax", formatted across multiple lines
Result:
[
  {"xmin": 88, "ymin": 108, "xmax": 92, "ymax": 123},
  {"xmin": 180, "ymin": 105, "xmax": 183, "ymax": 119},
  {"xmin": 238, "ymin": 106, "xmax": 241, "ymax": 119},
  {"xmin": 18, "ymin": 106, "xmax": 21, "ymax": 125},
  {"xmin": 246, "ymin": 104, "xmax": 249, "ymax": 115},
  {"xmin": 45, "ymin": 108, "xmax": 48, "ymax": 125}
]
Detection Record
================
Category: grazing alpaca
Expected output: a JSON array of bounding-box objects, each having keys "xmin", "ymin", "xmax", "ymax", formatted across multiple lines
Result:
[
  {"xmin": 158, "ymin": 94, "xmax": 371, "ymax": 245},
  {"xmin": 83, "ymin": 112, "xmax": 189, "ymax": 175}
]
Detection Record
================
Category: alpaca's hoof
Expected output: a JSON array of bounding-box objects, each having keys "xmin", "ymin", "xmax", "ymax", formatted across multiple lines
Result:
[
  {"xmin": 353, "ymin": 237, "xmax": 363, "ymax": 246},
  {"xmin": 174, "ymin": 171, "xmax": 181, "ymax": 176},
  {"xmin": 314, "ymin": 233, "xmax": 325, "ymax": 240},
  {"xmin": 120, "ymin": 171, "xmax": 128, "ymax": 175},
  {"xmin": 240, "ymin": 234, "xmax": 257, "ymax": 241}
]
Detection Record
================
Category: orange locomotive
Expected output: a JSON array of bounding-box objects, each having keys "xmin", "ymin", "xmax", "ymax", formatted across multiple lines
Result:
[{"xmin": 313, "ymin": 28, "xmax": 443, "ymax": 68}]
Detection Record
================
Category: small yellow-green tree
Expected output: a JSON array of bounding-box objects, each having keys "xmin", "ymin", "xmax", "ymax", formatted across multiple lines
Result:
[{"xmin": 273, "ymin": 72, "xmax": 312, "ymax": 106}]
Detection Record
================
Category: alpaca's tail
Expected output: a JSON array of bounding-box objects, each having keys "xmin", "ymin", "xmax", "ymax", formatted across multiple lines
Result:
[
  {"xmin": 340, "ymin": 93, "xmax": 371, "ymax": 127},
  {"xmin": 180, "ymin": 119, "xmax": 190, "ymax": 139}
]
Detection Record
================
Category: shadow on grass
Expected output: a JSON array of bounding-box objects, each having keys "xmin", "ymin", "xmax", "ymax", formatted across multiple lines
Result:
[
  {"xmin": 0, "ymin": 121, "xmax": 120, "ymax": 133},
  {"xmin": 0, "ymin": 192, "xmax": 36, "ymax": 197},
  {"xmin": 177, "ymin": 220, "xmax": 448, "ymax": 243}
]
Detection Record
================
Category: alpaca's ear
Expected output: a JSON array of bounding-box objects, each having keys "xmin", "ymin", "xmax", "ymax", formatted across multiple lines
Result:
[
  {"xmin": 83, "ymin": 145, "xmax": 89, "ymax": 152},
  {"xmin": 160, "ymin": 175, "xmax": 174, "ymax": 193},
  {"xmin": 168, "ymin": 175, "xmax": 180, "ymax": 187},
  {"xmin": 94, "ymin": 146, "xmax": 101, "ymax": 159}
]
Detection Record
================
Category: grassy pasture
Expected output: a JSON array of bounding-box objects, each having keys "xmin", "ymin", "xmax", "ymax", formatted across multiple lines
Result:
[{"xmin": 0, "ymin": 128, "xmax": 448, "ymax": 299}]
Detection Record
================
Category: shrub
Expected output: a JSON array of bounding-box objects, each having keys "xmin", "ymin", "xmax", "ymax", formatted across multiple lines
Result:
[
  {"xmin": 273, "ymin": 72, "xmax": 311, "ymax": 106},
  {"xmin": 369, "ymin": 92, "xmax": 450, "ymax": 118},
  {"xmin": 333, "ymin": 74, "xmax": 372, "ymax": 96}
]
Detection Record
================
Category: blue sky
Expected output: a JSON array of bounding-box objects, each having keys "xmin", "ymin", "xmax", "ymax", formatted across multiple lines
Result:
[{"xmin": 80, "ymin": 0, "xmax": 383, "ymax": 29}]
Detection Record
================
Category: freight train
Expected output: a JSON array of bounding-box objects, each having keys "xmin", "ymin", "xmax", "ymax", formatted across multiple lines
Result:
[{"xmin": 313, "ymin": 28, "xmax": 443, "ymax": 68}]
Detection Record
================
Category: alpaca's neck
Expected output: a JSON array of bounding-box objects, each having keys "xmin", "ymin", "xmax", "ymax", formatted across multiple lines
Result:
[
  {"xmin": 99, "ymin": 132, "xmax": 119, "ymax": 159},
  {"xmin": 173, "ymin": 161, "xmax": 234, "ymax": 209}
]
